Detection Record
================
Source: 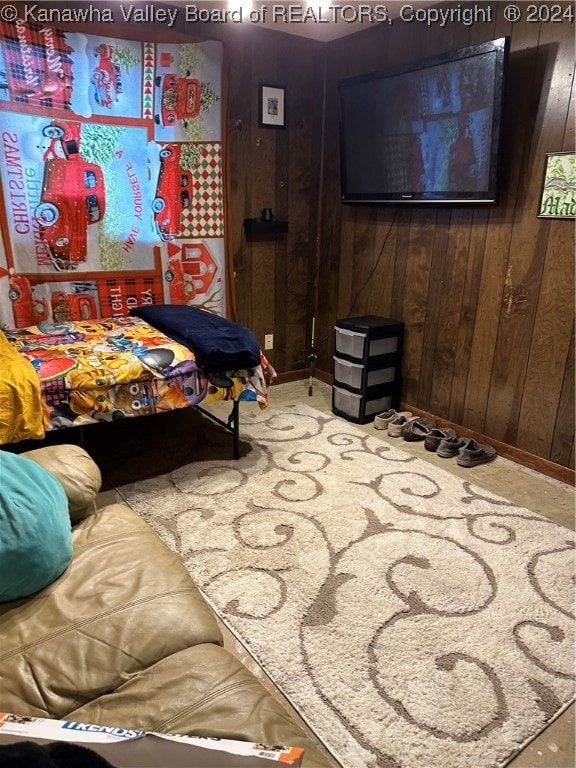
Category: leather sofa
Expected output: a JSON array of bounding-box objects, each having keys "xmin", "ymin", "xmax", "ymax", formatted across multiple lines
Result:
[{"xmin": 0, "ymin": 444, "xmax": 334, "ymax": 768}]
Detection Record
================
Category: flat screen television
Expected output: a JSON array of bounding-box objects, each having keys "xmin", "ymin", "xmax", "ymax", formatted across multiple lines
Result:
[{"xmin": 339, "ymin": 37, "xmax": 509, "ymax": 205}]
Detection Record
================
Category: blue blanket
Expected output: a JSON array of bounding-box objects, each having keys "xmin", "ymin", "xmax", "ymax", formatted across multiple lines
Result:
[{"xmin": 130, "ymin": 305, "xmax": 261, "ymax": 372}]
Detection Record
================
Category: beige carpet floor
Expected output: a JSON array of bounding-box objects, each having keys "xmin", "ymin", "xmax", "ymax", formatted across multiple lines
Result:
[{"xmin": 118, "ymin": 403, "xmax": 575, "ymax": 768}]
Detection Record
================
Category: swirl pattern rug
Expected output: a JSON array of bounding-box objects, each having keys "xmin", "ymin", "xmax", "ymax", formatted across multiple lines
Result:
[{"xmin": 119, "ymin": 404, "xmax": 575, "ymax": 768}]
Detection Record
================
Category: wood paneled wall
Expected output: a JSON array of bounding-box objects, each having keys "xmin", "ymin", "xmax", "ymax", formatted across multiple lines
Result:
[
  {"xmin": 316, "ymin": 3, "xmax": 575, "ymax": 470},
  {"xmin": 222, "ymin": 28, "xmax": 324, "ymax": 376}
]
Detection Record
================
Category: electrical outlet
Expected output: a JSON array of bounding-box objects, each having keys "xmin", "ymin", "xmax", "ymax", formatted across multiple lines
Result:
[{"xmin": 264, "ymin": 334, "xmax": 274, "ymax": 350}]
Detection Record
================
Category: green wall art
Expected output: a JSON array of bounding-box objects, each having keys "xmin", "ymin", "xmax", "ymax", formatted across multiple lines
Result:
[{"xmin": 538, "ymin": 151, "xmax": 576, "ymax": 219}]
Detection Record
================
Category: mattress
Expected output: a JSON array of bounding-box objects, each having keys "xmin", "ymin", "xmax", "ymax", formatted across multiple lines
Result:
[{"xmin": 3, "ymin": 315, "xmax": 268, "ymax": 435}]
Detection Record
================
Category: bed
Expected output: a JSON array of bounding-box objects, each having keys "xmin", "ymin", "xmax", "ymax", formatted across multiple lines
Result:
[{"xmin": 0, "ymin": 308, "xmax": 272, "ymax": 459}]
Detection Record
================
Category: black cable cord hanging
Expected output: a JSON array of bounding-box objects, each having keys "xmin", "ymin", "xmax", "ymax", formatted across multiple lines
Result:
[
  {"xmin": 285, "ymin": 211, "xmax": 399, "ymax": 374},
  {"xmin": 304, "ymin": 210, "xmax": 400, "ymax": 366},
  {"xmin": 346, "ymin": 208, "xmax": 399, "ymax": 319}
]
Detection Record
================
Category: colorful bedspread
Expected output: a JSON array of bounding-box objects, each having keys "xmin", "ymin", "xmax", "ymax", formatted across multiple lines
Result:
[{"xmin": 4, "ymin": 316, "xmax": 269, "ymax": 435}]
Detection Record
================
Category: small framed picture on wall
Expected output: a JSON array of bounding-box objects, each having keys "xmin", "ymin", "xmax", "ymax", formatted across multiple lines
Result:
[
  {"xmin": 538, "ymin": 151, "xmax": 576, "ymax": 219},
  {"xmin": 259, "ymin": 84, "xmax": 286, "ymax": 128}
]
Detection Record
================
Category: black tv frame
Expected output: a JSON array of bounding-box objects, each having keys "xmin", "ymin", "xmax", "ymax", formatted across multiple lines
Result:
[{"xmin": 339, "ymin": 37, "xmax": 510, "ymax": 206}]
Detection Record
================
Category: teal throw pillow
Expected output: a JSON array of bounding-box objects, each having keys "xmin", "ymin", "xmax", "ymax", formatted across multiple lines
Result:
[{"xmin": 0, "ymin": 451, "xmax": 73, "ymax": 602}]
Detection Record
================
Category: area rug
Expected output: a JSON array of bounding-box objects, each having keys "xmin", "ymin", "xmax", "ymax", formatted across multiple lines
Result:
[{"xmin": 118, "ymin": 404, "xmax": 575, "ymax": 768}]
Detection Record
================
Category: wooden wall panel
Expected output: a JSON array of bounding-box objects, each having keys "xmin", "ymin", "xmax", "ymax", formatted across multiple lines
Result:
[
  {"xmin": 246, "ymin": 34, "xmax": 279, "ymax": 349},
  {"xmin": 418, "ymin": 208, "xmax": 451, "ymax": 410},
  {"xmin": 551, "ymin": 327, "xmax": 575, "ymax": 468},
  {"xmin": 222, "ymin": 27, "xmax": 324, "ymax": 373},
  {"xmin": 449, "ymin": 207, "xmax": 488, "ymax": 425},
  {"xmin": 517, "ymin": 218, "xmax": 575, "ymax": 458},
  {"xmin": 316, "ymin": 3, "xmax": 575, "ymax": 469},
  {"xmin": 281, "ymin": 38, "xmax": 324, "ymax": 372},
  {"xmin": 225, "ymin": 34, "xmax": 254, "ymax": 326},
  {"xmin": 344, "ymin": 208, "xmax": 379, "ymax": 318},
  {"xmin": 314, "ymin": 43, "xmax": 343, "ymax": 362},
  {"xmin": 399, "ymin": 210, "xmax": 437, "ymax": 405},
  {"xmin": 484, "ymin": 20, "xmax": 574, "ymax": 445},
  {"xmin": 367, "ymin": 211, "xmax": 399, "ymax": 316},
  {"xmin": 428, "ymin": 208, "xmax": 473, "ymax": 417}
]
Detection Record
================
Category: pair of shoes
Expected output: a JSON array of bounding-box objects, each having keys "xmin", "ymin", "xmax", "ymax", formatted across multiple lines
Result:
[
  {"xmin": 424, "ymin": 427, "xmax": 457, "ymax": 452},
  {"xmin": 436, "ymin": 436, "xmax": 497, "ymax": 466},
  {"xmin": 456, "ymin": 439, "xmax": 497, "ymax": 467},
  {"xmin": 387, "ymin": 414, "xmax": 417, "ymax": 437},
  {"xmin": 436, "ymin": 437, "xmax": 467, "ymax": 458},
  {"xmin": 374, "ymin": 409, "xmax": 412, "ymax": 430},
  {"xmin": 401, "ymin": 417, "xmax": 437, "ymax": 441}
]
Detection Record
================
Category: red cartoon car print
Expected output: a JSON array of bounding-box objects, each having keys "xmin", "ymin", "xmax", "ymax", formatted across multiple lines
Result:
[
  {"xmin": 34, "ymin": 158, "xmax": 106, "ymax": 272},
  {"xmin": 152, "ymin": 145, "xmax": 193, "ymax": 241},
  {"xmin": 8, "ymin": 276, "xmax": 50, "ymax": 328},
  {"xmin": 92, "ymin": 43, "xmax": 124, "ymax": 108},
  {"xmin": 40, "ymin": 121, "xmax": 81, "ymax": 161},
  {"xmin": 164, "ymin": 242, "xmax": 219, "ymax": 304},
  {"xmin": 51, "ymin": 291, "xmax": 98, "ymax": 322},
  {"xmin": 164, "ymin": 259, "xmax": 196, "ymax": 304},
  {"xmin": 154, "ymin": 74, "xmax": 201, "ymax": 127}
]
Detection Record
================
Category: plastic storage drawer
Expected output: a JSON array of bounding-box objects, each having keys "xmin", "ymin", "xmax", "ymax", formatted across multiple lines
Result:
[
  {"xmin": 332, "ymin": 384, "xmax": 393, "ymax": 424},
  {"xmin": 333, "ymin": 356, "xmax": 397, "ymax": 391},
  {"xmin": 334, "ymin": 315, "xmax": 404, "ymax": 364},
  {"xmin": 334, "ymin": 328, "xmax": 399, "ymax": 361}
]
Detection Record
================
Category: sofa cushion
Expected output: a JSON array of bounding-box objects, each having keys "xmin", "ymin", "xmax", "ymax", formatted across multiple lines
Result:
[
  {"xmin": 0, "ymin": 451, "xmax": 72, "ymax": 602},
  {"xmin": 0, "ymin": 503, "xmax": 223, "ymax": 719},
  {"xmin": 21, "ymin": 445, "xmax": 102, "ymax": 523}
]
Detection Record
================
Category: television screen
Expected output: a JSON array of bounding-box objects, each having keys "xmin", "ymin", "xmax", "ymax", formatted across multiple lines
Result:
[{"xmin": 339, "ymin": 37, "xmax": 509, "ymax": 205}]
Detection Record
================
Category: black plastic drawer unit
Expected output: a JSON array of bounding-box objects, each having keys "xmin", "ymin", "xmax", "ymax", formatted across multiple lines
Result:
[{"xmin": 332, "ymin": 316, "xmax": 404, "ymax": 424}]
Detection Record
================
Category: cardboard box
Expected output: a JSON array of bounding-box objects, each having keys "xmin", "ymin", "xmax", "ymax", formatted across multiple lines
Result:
[{"xmin": 0, "ymin": 713, "xmax": 304, "ymax": 767}]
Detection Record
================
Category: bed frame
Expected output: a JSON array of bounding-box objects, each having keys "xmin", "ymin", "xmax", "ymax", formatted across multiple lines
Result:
[{"xmin": 197, "ymin": 400, "xmax": 241, "ymax": 460}]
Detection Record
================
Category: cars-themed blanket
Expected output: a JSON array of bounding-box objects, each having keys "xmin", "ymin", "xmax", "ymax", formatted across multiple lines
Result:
[
  {"xmin": 3, "ymin": 316, "xmax": 269, "ymax": 438},
  {"xmin": 0, "ymin": 20, "xmax": 231, "ymax": 328}
]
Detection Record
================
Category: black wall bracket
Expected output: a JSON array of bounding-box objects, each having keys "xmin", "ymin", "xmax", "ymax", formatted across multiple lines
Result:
[{"xmin": 244, "ymin": 218, "xmax": 288, "ymax": 236}]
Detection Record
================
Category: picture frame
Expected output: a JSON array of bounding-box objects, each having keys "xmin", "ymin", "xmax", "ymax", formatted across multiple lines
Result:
[
  {"xmin": 259, "ymin": 84, "xmax": 286, "ymax": 128},
  {"xmin": 538, "ymin": 151, "xmax": 576, "ymax": 219}
]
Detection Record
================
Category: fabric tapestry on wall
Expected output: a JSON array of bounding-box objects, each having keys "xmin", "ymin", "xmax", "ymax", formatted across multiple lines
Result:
[{"xmin": 0, "ymin": 19, "xmax": 228, "ymax": 330}]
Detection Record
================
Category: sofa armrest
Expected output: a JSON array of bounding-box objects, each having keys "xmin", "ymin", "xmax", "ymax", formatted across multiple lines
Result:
[{"xmin": 20, "ymin": 445, "xmax": 102, "ymax": 523}]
